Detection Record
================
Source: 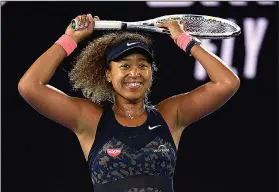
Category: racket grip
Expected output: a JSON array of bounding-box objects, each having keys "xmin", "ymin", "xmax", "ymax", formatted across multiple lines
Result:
[
  {"xmin": 95, "ymin": 21, "xmax": 123, "ymax": 29},
  {"xmin": 71, "ymin": 19, "xmax": 123, "ymax": 30}
]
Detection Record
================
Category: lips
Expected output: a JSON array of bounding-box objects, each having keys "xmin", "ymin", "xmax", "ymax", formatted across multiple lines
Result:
[
  {"xmin": 124, "ymin": 82, "xmax": 142, "ymax": 89},
  {"xmin": 124, "ymin": 82, "xmax": 143, "ymax": 89}
]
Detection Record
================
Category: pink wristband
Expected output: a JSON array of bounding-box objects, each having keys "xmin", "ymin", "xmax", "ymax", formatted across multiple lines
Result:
[
  {"xmin": 175, "ymin": 32, "xmax": 193, "ymax": 51},
  {"xmin": 55, "ymin": 34, "xmax": 77, "ymax": 56}
]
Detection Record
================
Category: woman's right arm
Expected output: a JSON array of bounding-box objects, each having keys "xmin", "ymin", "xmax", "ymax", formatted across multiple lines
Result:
[{"xmin": 18, "ymin": 14, "xmax": 101, "ymax": 133}]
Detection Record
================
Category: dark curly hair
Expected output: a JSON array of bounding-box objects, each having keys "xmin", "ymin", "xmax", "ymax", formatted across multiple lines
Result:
[{"xmin": 68, "ymin": 31, "xmax": 157, "ymax": 104}]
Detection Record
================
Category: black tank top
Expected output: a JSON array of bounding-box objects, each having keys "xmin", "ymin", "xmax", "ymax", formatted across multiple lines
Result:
[{"xmin": 87, "ymin": 106, "xmax": 177, "ymax": 192}]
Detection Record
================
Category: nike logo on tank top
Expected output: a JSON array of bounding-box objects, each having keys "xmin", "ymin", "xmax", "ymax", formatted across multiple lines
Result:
[{"xmin": 87, "ymin": 106, "xmax": 177, "ymax": 192}]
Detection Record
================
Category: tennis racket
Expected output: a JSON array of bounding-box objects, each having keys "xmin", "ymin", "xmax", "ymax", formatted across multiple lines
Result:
[{"xmin": 71, "ymin": 14, "xmax": 241, "ymax": 39}]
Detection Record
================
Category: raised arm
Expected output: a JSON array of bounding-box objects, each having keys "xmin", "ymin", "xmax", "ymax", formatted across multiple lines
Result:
[
  {"xmin": 156, "ymin": 20, "xmax": 240, "ymax": 131},
  {"xmin": 18, "ymin": 14, "xmax": 102, "ymax": 134}
]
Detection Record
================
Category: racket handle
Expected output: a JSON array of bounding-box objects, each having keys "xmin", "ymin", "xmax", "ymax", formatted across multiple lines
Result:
[{"xmin": 71, "ymin": 19, "xmax": 123, "ymax": 30}]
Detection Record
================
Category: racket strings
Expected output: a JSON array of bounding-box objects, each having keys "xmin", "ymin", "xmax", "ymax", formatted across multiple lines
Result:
[{"xmin": 155, "ymin": 16, "xmax": 237, "ymax": 35}]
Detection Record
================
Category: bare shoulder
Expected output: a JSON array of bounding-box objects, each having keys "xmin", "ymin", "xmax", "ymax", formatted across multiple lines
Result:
[
  {"xmin": 155, "ymin": 95, "xmax": 181, "ymax": 132},
  {"xmin": 155, "ymin": 93, "xmax": 193, "ymax": 128}
]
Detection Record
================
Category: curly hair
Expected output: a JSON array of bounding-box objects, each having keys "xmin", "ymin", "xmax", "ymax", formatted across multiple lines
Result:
[{"xmin": 68, "ymin": 31, "xmax": 157, "ymax": 104}]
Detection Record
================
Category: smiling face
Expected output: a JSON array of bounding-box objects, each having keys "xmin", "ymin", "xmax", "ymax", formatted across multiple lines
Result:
[{"xmin": 106, "ymin": 53, "xmax": 152, "ymax": 102}]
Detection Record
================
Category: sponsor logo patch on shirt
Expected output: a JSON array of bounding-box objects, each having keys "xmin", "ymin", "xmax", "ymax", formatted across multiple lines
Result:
[
  {"xmin": 153, "ymin": 144, "xmax": 170, "ymax": 153},
  {"xmin": 107, "ymin": 148, "xmax": 122, "ymax": 157}
]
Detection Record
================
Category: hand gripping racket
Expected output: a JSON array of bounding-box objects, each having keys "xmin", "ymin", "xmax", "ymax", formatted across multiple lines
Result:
[{"xmin": 71, "ymin": 14, "xmax": 241, "ymax": 39}]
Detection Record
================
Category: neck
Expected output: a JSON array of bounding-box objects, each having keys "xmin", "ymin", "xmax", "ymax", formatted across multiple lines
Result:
[
  {"xmin": 114, "ymin": 101, "xmax": 145, "ymax": 115},
  {"xmin": 113, "ymin": 95, "xmax": 146, "ymax": 118}
]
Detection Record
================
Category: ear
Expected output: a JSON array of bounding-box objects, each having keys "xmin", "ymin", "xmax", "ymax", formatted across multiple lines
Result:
[{"xmin": 106, "ymin": 69, "xmax": 112, "ymax": 82}]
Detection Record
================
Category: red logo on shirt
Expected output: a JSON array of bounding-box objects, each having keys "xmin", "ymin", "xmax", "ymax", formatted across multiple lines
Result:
[{"xmin": 107, "ymin": 148, "xmax": 122, "ymax": 157}]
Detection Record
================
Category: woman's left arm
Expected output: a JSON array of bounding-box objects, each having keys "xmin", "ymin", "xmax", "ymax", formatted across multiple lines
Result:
[
  {"xmin": 175, "ymin": 44, "xmax": 240, "ymax": 128},
  {"xmin": 157, "ymin": 20, "xmax": 240, "ymax": 130}
]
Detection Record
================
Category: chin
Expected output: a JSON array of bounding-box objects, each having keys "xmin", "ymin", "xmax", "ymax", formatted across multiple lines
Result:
[
  {"xmin": 119, "ymin": 91, "xmax": 146, "ymax": 102},
  {"xmin": 125, "ymin": 93, "xmax": 145, "ymax": 102},
  {"xmin": 115, "ymin": 86, "xmax": 149, "ymax": 101}
]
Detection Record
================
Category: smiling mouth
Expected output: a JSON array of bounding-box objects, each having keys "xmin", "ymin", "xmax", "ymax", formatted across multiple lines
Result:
[{"xmin": 124, "ymin": 82, "xmax": 143, "ymax": 89}]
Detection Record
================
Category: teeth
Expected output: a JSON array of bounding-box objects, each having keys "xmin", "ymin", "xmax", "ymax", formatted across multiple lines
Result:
[{"xmin": 125, "ymin": 82, "xmax": 141, "ymax": 88}]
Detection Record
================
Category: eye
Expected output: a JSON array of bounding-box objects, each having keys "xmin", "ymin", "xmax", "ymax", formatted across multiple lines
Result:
[
  {"xmin": 120, "ymin": 63, "xmax": 130, "ymax": 69},
  {"xmin": 139, "ymin": 63, "xmax": 149, "ymax": 69}
]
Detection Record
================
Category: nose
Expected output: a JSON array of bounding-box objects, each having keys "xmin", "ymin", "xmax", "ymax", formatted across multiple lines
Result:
[{"xmin": 129, "ymin": 66, "xmax": 140, "ymax": 77}]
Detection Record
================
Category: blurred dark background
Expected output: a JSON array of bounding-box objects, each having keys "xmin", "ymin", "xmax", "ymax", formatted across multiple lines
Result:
[{"xmin": 2, "ymin": 2, "xmax": 278, "ymax": 192}]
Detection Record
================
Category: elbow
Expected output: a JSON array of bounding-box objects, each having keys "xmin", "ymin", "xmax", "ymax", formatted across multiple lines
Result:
[
  {"xmin": 232, "ymin": 76, "xmax": 241, "ymax": 90},
  {"xmin": 18, "ymin": 77, "xmax": 36, "ymax": 97},
  {"xmin": 224, "ymin": 76, "xmax": 241, "ymax": 93},
  {"xmin": 18, "ymin": 78, "xmax": 29, "ymax": 97},
  {"xmin": 18, "ymin": 75, "xmax": 45, "ymax": 100}
]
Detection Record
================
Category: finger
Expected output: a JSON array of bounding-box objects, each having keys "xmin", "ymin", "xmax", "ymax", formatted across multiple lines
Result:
[
  {"xmin": 80, "ymin": 15, "xmax": 84, "ymax": 24},
  {"xmin": 88, "ymin": 15, "xmax": 100, "ymax": 32},
  {"xmin": 178, "ymin": 20, "xmax": 185, "ymax": 25},
  {"xmin": 156, "ymin": 23, "xmax": 167, "ymax": 28},
  {"xmin": 88, "ymin": 15, "xmax": 95, "ymax": 30},
  {"xmin": 84, "ymin": 15, "xmax": 90, "ymax": 27},
  {"xmin": 81, "ymin": 14, "xmax": 87, "ymax": 25},
  {"xmin": 180, "ymin": 21, "xmax": 187, "ymax": 31},
  {"xmin": 74, "ymin": 15, "xmax": 83, "ymax": 29},
  {"xmin": 79, "ymin": 14, "xmax": 87, "ymax": 27},
  {"xmin": 87, "ymin": 14, "xmax": 94, "ymax": 22},
  {"xmin": 177, "ymin": 20, "xmax": 184, "ymax": 30},
  {"xmin": 163, "ymin": 19, "xmax": 175, "ymax": 25},
  {"xmin": 93, "ymin": 16, "xmax": 100, "ymax": 21},
  {"xmin": 75, "ymin": 15, "xmax": 81, "ymax": 22},
  {"xmin": 160, "ymin": 19, "xmax": 175, "ymax": 26}
]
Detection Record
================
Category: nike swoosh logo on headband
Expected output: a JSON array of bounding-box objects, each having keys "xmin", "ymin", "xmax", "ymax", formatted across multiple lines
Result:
[{"xmin": 127, "ymin": 42, "xmax": 138, "ymax": 46}]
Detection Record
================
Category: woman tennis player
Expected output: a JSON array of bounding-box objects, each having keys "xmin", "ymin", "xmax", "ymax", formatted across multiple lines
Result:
[{"xmin": 18, "ymin": 14, "xmax": 240, "ymax": 192}]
